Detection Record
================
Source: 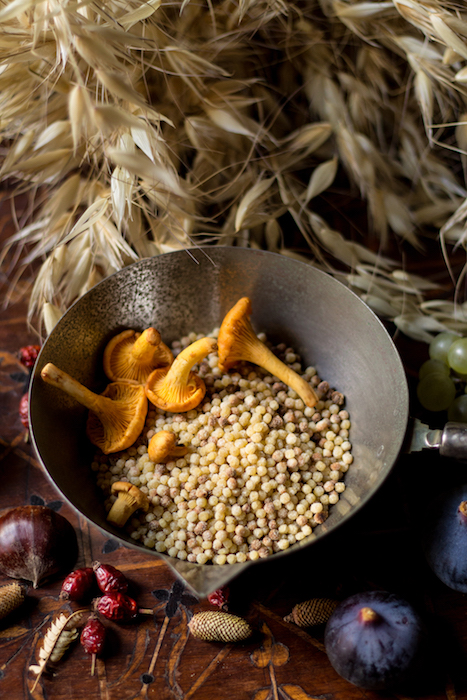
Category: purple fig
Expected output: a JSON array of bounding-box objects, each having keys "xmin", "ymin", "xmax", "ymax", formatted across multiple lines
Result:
[
  {"xmin": 324, "ymin": 590, "xmax": 425, "ymax": 690},
  {"xmin": 422, "ymin": 483, "xmax": 467, "ymax": 592}
]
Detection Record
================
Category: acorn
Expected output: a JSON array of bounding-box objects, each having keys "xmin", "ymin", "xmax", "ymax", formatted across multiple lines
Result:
[
  {"xmin": 284, "ymin": 597, "xmax": 339, "ymax": 627},
  {"xmin": 188, "ymin": 611, "xmax": 253, "ymax": 643},
  {"xmin": 0, "ymin": 581, "xmax": 26, "ymax": 620}
]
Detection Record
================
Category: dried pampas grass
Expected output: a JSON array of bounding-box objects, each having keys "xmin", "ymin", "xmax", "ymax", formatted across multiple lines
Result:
[{"xmin": 1, "ymin": 0, "xmax": 467, "ymax": 341}]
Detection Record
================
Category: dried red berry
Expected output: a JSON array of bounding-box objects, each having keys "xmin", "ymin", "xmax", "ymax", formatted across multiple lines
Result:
[
  {"xmin": 19, "ymin": 393, "xmax": 29, "ymax": 430},
  {"xmin": 94, "ymin": 592, "xmax": 139, "ymax": 622},
  {"xmin": 93, "ymin": 561, "xmax": 129, "ymax": 594},
  {"xmin": 81, "ymin": 615, "xmax": 106, "ymax": 676},
  {"xmin": 18, "ymin": 345, "xmax": 41, "ymax": 369},
  {"xmin": 60, "ymin": 567, "xmax": 95, "ymax": 601},
  {"xmin": 207, "ymin": 586, "xmax": 230, "ymax": 611}
]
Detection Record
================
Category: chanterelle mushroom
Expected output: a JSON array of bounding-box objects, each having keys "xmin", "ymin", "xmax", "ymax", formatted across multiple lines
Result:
[
  {"xmin": 148, "ymin": 430, "xmax": 189, "ymax": 463},
  {"xmin": 103, "ymin": 327, "xmax": 173, "ymax": 384},
  {"xmin": 218, "ymin": 297, "xmax": 318, "ymax": 408},
  {"xmin": 107, "ymin": 482, "xmax": 149, "ymax": 527},
  {"xmin": 40, "ymin": 362, "xmax": 147, "ymax": 454},
  {"xmin": 145, "ymin": 336, "xmax": 217, "ymax": 412}
]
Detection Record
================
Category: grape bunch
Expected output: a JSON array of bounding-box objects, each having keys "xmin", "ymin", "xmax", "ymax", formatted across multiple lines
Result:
[{"xmin": 417, "ymin": 332, "xmax": 467, "ymax": 420}]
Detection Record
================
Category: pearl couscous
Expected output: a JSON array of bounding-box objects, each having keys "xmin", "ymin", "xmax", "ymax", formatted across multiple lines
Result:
[{"xmin": 93, "ymin": 330, "xmax": 352, "ymax": 565}]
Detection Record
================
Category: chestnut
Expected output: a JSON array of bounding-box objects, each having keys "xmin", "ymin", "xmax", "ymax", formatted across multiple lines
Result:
[{"xmin": 0, "ymin": 505, "xmax": 78, "ymax": 588}]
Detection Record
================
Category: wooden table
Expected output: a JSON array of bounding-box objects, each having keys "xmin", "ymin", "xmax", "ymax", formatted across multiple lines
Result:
[{"xmin": 2, "ymin": 197, "xmax": 467, "ymax": 699}]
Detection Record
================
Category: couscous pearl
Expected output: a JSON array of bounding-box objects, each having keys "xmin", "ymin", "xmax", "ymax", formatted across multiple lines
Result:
[{"xmin": 97, "ymin": 332, "xmax": 353, "ymax": 565}]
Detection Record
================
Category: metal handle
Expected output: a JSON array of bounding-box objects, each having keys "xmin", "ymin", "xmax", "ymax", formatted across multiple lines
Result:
[
  {"xmin": 438, "ymin": 422, "xmax": 467, "ymax": 460},
  {"xmin": 407, "ymin": 419, "xmax": 467, "ymax": 460}
]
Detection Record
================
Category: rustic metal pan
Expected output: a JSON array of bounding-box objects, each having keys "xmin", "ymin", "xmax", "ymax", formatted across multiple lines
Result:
[{"xmin": 29, "ymin": 247, "xmax": 410, "ymax": 597}]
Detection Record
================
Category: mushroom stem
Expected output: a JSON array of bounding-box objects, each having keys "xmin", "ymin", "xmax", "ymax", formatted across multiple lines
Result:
[
  {"xmin": 252, "ymin": 347, "xmax": 317, "ymax": 407},
  {"xmin": 107, "ymin": 483, "xmax": 149, "ymax": 526},
  {"xmin": 166, "ymin": 337, "xmax": 217, "ymax": 388},
  {"xmin": 41, "ymin": 362, "xmax": 148, "ymax": 454},
  {"xmin": 218, "ymin": 298, "xmax": 318, "ymax": 408},
  {"xmin": 41, "ymin": 362, "xmax": 106, "ymax": 415},
  {"xmin": 107, "ymin": 493, "xmax": 138, "ymax": 526},
  {"xmin": 145, "ymin": 337, "xmax": 217, "ymax": 412},
  {"xmin": 131, "ymin": 328, "xmax": 162, "ymax": 363}
]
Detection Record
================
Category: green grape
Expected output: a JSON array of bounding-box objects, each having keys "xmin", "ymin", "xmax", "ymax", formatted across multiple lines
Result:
[
  {"xmin": 417, "ymin": 373, "xmax": 456, "ymax": 412},
  {"xmin": 447, "ymin": 337, "xmax": 467, "ymax": 374},
  {"xmin": 429, "ymin": 332, "xmax": 459, "ymax": 364},
  {"xmin": 419, "ymin": 359, "xmax": 450, "ymax": 380},
  {"xmin": 448, "ymin": 395, "xmax": 467, "ymax": 422}
]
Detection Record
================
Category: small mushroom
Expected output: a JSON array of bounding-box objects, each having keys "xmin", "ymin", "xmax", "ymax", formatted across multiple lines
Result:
[
  {"xmin": 148, "ymin": 430, "xmax": 189, "ymax": 463},
  {"xmin": 40, "ymin": 362, "xmax": 148, "ymax": 454},
  {"xmin": 217, "ymin": 297, "xmax": 318, "ymax": 408},
  {"xmin": 103, "ymin": 327, "xmax": 173, "ymax": 384},
  {"xmin": 107, "ymin": 482, "xmax": 149, "ymax": 527},
  {"xmin": 145, "ymin": 337, "xmax": 217, "ymax": 412}
]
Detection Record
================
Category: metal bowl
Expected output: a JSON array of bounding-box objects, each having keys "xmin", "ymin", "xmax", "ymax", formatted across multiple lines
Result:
[{"xmin": 29, "ymin": 247, "xmax": 409, "ymax": 596}]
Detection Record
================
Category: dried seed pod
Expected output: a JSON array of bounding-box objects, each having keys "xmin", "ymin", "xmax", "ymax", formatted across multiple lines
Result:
[
  {"xmin": 284, "ymin": 597, "xmax": 339, "ymax": 628},
  {"xmin": 0, "ymin": 581, "xmax": 26, "ymax": 620},
  {"xmin": 29, "ymin": 609, "xmax": 86, "ymax": 692},
  {"xmin": 188, "ymin": 611, "xmax": 252, "ymax": 643}
]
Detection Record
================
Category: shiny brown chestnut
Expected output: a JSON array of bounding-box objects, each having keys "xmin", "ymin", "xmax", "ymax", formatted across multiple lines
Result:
[{"xmin": 0, "ymin": 505, "xmax": 78, "ymax": 588}]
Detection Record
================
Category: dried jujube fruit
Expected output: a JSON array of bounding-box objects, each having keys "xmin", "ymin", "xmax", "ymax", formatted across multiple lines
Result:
[
  {"xmin": 19, "ymin": 393, "xmax": 29, "ymax": 430},
  {"xmin": 324, "ymin": 590, "xmax": 426, "ymax": 691},
  {"xmin": 0, "ymin": 506, "xmax": 78, "ymax": 588},
  {"xmin": 93, "ymin": 561, "xmax": 129, "ymax": 594},
  {"xmin": 94, "ymin": 592, "xmax": 140, "ymax": 622},
  {"xmin": 207, "ymin": 586, "xmax": 230, "ymax": 611},
  {"xmin": 81, "ymin": 615, "xmax": 106, "ymax": 675},
  {"xmin": 18, "ymin": 344, "xmax": 41, "ymax": 369},
  {"xmin": 60, "ymin": 567, "xmax": 95, "ymax": 601}
]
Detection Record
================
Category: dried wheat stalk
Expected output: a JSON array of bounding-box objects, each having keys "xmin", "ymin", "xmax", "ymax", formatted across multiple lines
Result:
[{"xmin": 1, "ymin": 0, "xmax": 467, "ymax": 341}]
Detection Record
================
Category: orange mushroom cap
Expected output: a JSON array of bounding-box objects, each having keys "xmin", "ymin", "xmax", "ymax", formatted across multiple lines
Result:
[
  {"xmin": 145, "ymin": 336, "xmax": 217, "ymax": 412},
  {"xmin": 40, "ymin": 362, "xmax": 147, "ymax": 454},
  {"xmin": 103, "ymin": 327, "xmax": 173, "ymax": 384},
  {"xmin": 148, "ymin": 430, "xmax": 189, "ymax": 463},
  {"xmin": 218, "ymin": 297, "xmax": 318, "ymax": 408}
]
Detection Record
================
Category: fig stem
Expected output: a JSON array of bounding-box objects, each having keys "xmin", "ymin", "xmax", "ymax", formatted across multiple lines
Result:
[
  {"xmin": 358, "ymin": 606, "xmax": 380, "ymax": 624},
  {"xmin": 458, "ymin": 501, "xmax": 467, "ymax": 522}
]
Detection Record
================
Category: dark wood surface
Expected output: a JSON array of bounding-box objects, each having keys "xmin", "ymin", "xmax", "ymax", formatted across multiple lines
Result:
[{"xmin": 2, "ymin": 196, "xmax": 467, "ymax": 699}]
